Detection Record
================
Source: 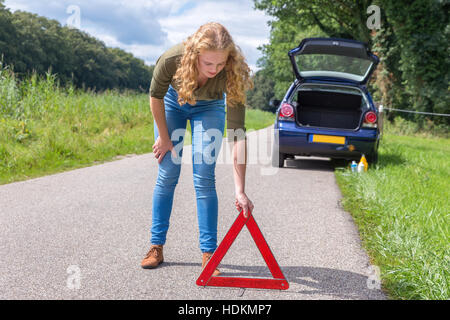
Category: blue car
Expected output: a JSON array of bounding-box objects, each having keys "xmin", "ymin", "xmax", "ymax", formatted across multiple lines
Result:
[{"xmin": 271, "ymin": 37, "xmax": 381, "ymax": 168}]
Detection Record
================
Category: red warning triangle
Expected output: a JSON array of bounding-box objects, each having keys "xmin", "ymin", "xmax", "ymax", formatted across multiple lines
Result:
[{"xmin": 196, "ymin": 209, "xmax": 289, "ymax": 290}]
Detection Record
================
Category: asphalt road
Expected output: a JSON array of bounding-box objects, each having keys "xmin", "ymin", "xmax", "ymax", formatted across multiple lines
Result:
[{"xmin": 0, "ymin": 125, "xmax": 386, "ymax": 300}]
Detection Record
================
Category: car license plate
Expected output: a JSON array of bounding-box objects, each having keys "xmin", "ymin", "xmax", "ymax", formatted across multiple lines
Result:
[{"xmin": 310, "ymin": 134, "xmax": 345, "ymax": 144}]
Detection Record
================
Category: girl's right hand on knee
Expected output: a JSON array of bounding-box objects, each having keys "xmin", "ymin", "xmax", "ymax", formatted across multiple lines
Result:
[{"xmin": 152, "ymin": 136, "xmax": 177, "ymax": 164}]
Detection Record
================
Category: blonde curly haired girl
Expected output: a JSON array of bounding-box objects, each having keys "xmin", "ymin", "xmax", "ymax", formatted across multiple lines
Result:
[
  {"xmin": 173, "ymin": 22, "xmax": 253, "ymax": 107},
  {"xmin": 143, "ymin": 22, "xmax": 255, "ymax": 274}
]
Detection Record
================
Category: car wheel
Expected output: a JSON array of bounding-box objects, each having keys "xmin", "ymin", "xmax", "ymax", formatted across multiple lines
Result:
[
  {"xmin": 271, "ymin": 146, "xmax": 285, "ymax": 167},
  {"xmin": 275, "ymin": 152, "xmax": 285, "ymax": 168}
]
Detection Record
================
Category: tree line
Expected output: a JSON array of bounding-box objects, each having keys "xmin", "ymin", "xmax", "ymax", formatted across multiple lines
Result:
[
  {"xmin": 247, "ymin": 0, "xmax": 449, "ymax": 127},
  {"xmin": 0, "ymin": 1, "xmax": 153, "ymax": 92}
]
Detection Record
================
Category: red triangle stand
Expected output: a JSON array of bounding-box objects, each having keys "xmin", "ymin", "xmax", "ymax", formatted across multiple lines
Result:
[{"xmin": 196, "ymin": 209, "xmax": 289, "ymax": 290}]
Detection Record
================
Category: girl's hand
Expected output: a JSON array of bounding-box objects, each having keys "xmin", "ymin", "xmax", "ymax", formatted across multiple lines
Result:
[
  {"xmin": 152, "ymin": 136, "xmax": 177, "ymax": 164},
  {"xmin": 235, "ymin": 192, "xmax": 254, "ymax": 218}
]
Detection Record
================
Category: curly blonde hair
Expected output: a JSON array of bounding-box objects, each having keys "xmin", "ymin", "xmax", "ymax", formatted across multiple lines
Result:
[{"xmin": 173, "ymin": 22, "xmax": 253, "ymax": 107}]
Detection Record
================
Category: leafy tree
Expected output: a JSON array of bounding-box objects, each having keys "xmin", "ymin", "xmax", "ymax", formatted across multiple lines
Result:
[
  {"xmin": 254, "ymin": 0, "xmax": 450, "ymax": 127},
  {"xmin": 0, "ymin": 0, "xmax": 17, "ymax": 67},
  {"xmin": 256, "ymin": 19, "xmax": 327, "ymax": 100},
  {"xmin": 254, "ymin": 0, "xmax": 374, "ymax": 44},
  {"xmin": 0, "ymin": 3, "xmax": 153, "ymax": 92},
  {"xmin": 246, "ymin": 68, "xmax": 276, "ymax": 112},
  {"xmin": 373, "ymin": 0, "xmax": 449, "ymax": 125},
  {"xmin": 253, "ymin": 0, "xmax": 375, "ymax": 104}
]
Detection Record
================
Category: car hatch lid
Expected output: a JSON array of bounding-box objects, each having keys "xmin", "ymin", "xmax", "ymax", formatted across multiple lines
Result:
[{"xmin": 288, "ymin": 38, "xmax": 379, "ymax": 85}]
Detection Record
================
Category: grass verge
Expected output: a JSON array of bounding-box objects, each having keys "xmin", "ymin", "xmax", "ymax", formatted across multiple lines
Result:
[{"xmin": 335, "ymin": 132, "xmax": 449, "ymax": 299}]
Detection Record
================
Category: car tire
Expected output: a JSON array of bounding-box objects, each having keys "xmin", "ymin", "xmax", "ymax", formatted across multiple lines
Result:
[
  {"xmin": 272, "ymin": 151, "xmax": 285, "ymax": 168},
  {"xmin": 271, "ymin": 128, "xmax": 286, "ymax": 168}
]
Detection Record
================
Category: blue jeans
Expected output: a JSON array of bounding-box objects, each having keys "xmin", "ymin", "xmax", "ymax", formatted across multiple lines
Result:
[{"xmin": 151, "ymin": 85, "xmax": 226, "ymax": 253}]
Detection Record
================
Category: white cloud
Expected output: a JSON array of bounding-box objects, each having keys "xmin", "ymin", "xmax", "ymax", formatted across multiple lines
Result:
[{"xmin": 4, "ymin": 0, "xmax": 271, "ymax": 70}]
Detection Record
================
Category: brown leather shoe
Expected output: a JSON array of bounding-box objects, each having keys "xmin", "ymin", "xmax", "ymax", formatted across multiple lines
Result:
[
  {"xmin": 141, "ymin": 245, "xmax": 164, "ymax": 269},
  {"xmin": 202, "ymin": 252, "xmax": 221, "ymax": 276}
]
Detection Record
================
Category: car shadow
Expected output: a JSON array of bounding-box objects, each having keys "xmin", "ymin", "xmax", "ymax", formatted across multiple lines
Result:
[
  {"xmin": 284, "ymin": 153, "xmax": 407, "ymax": 172},
  {"xmin": 374, "ymin": 154, "xmax": 405, "ymax": 168},
  {"xmin": 157, "ymin": 262, "xmax": 386, "ymax": 300},
  {"xmin": 283, "ymin": 157, "xmax": 341, "ymax": 172}
]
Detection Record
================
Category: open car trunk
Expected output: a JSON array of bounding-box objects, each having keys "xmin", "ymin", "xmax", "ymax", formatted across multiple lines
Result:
[{"xmin": 295, "ymin": 89, "xmax": 365, "ymax": 130}]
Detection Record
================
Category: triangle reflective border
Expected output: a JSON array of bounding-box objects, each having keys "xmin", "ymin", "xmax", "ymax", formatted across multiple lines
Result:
[{"xmin": 196, "ymin": 209, "xmax": 289, "ymax": 290}]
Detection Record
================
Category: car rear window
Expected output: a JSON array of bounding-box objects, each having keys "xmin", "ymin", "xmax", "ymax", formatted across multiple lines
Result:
[{"xmin": 296, "ymin": 54, "xmax": 373, "ymax": 82}]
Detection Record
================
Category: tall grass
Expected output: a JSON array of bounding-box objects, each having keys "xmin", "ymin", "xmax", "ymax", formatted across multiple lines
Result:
[
  {"xmin": 335, "ymin": 132, "xmax": 449, "ymax": 299},
  {"xmin": 383, "ymin": 115, "xmax": 449, "ymax": 139},
  {"xmin": 0, "ymin": 64, "xmax": 154, "ymax": 184},
  {"xmin": 0, "ymin": 64, "xmax": 276, "ymax": 185}
]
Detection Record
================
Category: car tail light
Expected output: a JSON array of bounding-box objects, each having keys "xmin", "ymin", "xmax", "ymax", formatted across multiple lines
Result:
[
  {"xmin": 365, "ymin": 111, "xmax": 377, "ymax": 123},
  {"xmin": 278, "ymin": 103, "xmax": 294, "ymax": 121},
  {"xmin": 363, "ymin": 111, "xmax": 377, "ymax": 128}
]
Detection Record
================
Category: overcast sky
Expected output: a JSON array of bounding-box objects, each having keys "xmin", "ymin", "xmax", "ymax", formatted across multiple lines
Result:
[{"xmin": 4, "ymin": 0, "xmax": 272, "ymax": 71}]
